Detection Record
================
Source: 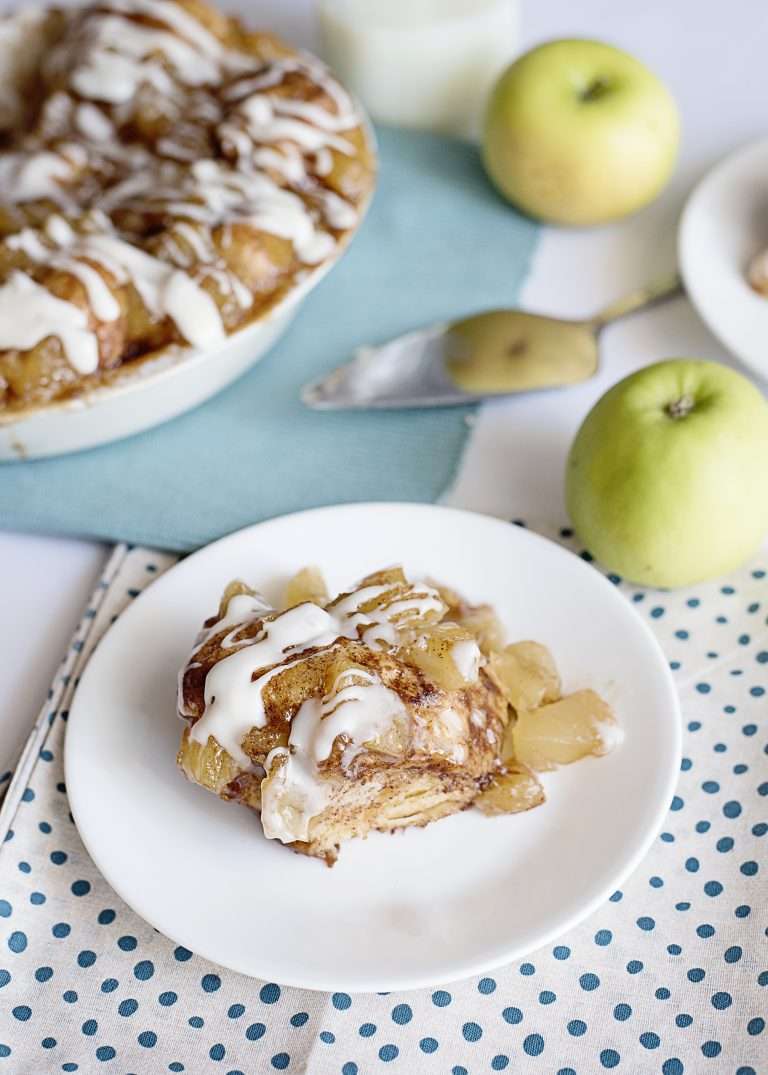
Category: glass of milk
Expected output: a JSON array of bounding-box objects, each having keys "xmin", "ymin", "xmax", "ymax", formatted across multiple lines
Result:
[{"xmin": 317, "ymin": 0, "xmax": 521, "ymax": 142}]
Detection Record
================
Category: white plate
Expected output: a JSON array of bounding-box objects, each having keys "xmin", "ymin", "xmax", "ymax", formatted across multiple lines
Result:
[
  {"xmin": 679, "ymin": 137, "xmax": 768, "ymax": 380},
  {"xmin": 65, "ymin": 503, "xmax": 681, "ymax": 992}
]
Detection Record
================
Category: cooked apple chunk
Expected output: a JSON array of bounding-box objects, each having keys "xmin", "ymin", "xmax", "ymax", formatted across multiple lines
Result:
[
  {"xmin": 283, "ymin": 565, "xmax": 328, "ymax": 609},
  {"xmin": 401, "ymin": 624, "xmax": 481, "ymax": 691},
  {"xmin": 511, "ymin": 688, "xmax": 619, "ymax": 771},
  {"xmin": 475, "ymin": 762, "xmax": 545, "ymax": 815},
  {"xmin": 177, "ymin": 726, "xmax": 240, "ymax": 794},
  {"xmin": 431, "ymin": 582, "xmax": 506, "ymax": 655},
  {"xmin": 455, "ymin": 604, "xmax": 506, "ymax": 655},
  {"xmin": 490, "ymin": 641, "xmax": 561, "ymax": 712}
]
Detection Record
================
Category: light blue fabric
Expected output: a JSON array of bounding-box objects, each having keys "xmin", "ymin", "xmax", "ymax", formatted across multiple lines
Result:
[{"xmin": 0, "ymin": 129, "xmax": 538, "ymax": 551}]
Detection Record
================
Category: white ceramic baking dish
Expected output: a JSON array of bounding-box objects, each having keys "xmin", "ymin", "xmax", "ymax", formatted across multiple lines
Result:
[{"xmin": 0, "ymin": 9, "xmax": 375, "ymax": 461}]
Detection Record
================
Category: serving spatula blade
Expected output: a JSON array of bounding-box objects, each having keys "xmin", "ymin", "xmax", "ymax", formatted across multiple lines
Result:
[{"xmin": 301, "ymin": 273, "xmax": 682, "ymax": 411}]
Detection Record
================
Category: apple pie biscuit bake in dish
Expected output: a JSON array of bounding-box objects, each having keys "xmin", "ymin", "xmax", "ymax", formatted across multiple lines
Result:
[
  {"xmin": 0, "ymin": 0, "xmax": 375, "ymax": 410},
  {"xmin": 177, "ymin": 566, "xmax": 620, "ymax": 865}
]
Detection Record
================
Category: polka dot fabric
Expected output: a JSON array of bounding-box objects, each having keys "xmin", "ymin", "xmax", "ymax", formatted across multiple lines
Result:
[{"xmin": 1, "ymin": 535, "xmax": 766, "ymax": 1074}]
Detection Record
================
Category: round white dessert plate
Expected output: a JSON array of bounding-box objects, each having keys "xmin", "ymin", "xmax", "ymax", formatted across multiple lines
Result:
[
  {"xmin": 66, "ymin": 503, "xmax": 681, "ymax": 992},
  {"xmin": 680, "ymin": 137, "xmax": 768, "ymax": 378}
]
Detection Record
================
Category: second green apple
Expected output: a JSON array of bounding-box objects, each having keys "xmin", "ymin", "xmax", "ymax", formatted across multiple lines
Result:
[
  {"xmin": 483, "ymin": 39, "xmax": 679, "ymax": 225},
  {"xmin": 566, "ymin": 359, "xmax": 768, "ymax": 588}
]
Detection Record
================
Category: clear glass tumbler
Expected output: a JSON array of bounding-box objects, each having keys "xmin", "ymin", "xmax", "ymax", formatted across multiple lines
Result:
[{"xmin": 316, "ymin": 0, "xmax": 521, "ymax": 142}]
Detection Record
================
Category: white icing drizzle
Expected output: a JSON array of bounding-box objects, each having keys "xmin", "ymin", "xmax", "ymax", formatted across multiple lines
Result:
[
  {"xmin": 222, "ymin": 66, "xmax": 288, "ymax": 100},
  {"xmin": 178, "ymin": 592, "xmax": 272, "ymax": 719},
  {"xmin": 314, "ymin": 147, "xmax": 332, "ymax": 177},
  {"xmin": 272, "ymin": 94, "xmax": 356, "ymax": 133},
  {"xmin": 45, "ymin": 214, "xmax": 75, "ymax": 246},
  {"xmin": 0, "ymin": 151, "xmax": 75, "ymax": 205},
  {"xmin": 13, "ymin": 214, "xmax": 120, "ymax": 321},
  {"xmin": 187, "ymin": 575, "xmax": 446, "ymax": 769},
  {"xmin": 211, "ymin": 592, "xmax": 273, "ymax": 649},
  {"xmin": 96, "ymin": 172, "xmax": 159, "ymax": 212},
  {"xmin": 259, "ymin": 739, "xmax": 325, "ymax": 845},
  {"xmin": 189, "ymin": 602, "xmax": 340, "ymax": 766},
  {"xmin": 86, "ymin": 14, "xmax": 220, "ymax": 88},
  {"xmin": 224, "ymin": 269, "xmax": 253, "ymax": 309},
  {"xmin": 470, "ymin": 708, "xmax": 486, "ymax": 728},
  {"xmin": 55, "ymin": 257, "xmax": 121, "ymax": 321},
  {"xmin": 378, "ymin": 591, "xmax": 445, "ymax": 622},
  {"xmin": 329, "ymin": 581, "xmax": 445, "ymax": 631},
  {"xmin": 314, "ymin": 189, "xmax": 358, "ymax": 230},
  {"xmin": 75, "ymin": 102, "xmax": 114, "ymax": 140},
  {"xmin": 451, "ymin": 639, "xmax": 481, "ymax": 684},
  {"xmin": 361, "ymin": 621, "xmax": 398, "ymax": 650},
  {"xmin": 223, "ymin": 55, "xmax": 356, "ymax": 128},
  {"xmin": 37, "ymin": 91, "xmax": 74, "ymax": 141},
  {"xmin": 72, "ymin": 48, "xmax": 177, "ymax": 104},
  {"xmin": 0, "ymin": 271, "xmax": 97, "ymax": 372},
  {"xmin": 0, "ymin": 219, "xmax": 232, "ymax": 365},
  {"xmin": 110, "ymin": 0, "xmax": 243, "ymax": 65},
  {"xmin": 164, "ymin": 269, "xmax": 225, "ymax": 347},
  {"xmin": 314, "ymin": 668, "xmax": 405, "ymax": 763},
  {"xmin": 190, "ymin": 159, "xmax": 338, "ymax": 263},
  {"xmin": 596, "ymin": 719, "xmax": 625, "ymax": 753},
  {"xmin": 156, "ymin": 138, "xmax": 200, "ymax": 162},
  {"xmin": 161, "ymin": 235, "xmax": 191, "ymax": 268},
  {"xmin": 110, "ymin": 159, "xmax": 341, "ymax": 264},
  {"xmin": 64, "ymin": 0, "xmax": 254, "ymax": 104},
  {"xmin": 202, "ymin": 265, "xmax": 252, "ymax": 309},
  {"xmin": 0, "ymin": 1, "xmax": 369, "ymax": 382},
  {"xmin": 330, "ymin": 583, "xmax": 393, "ymax": 617},
  {"xmin": 252, "ymin": 145, "xmax": 306, "ymax": 184},
  {"xmin": 260, "ymin": 668, "xmax": 406, "ymax": 843},
  {"xmin": 236, "ymin": 94, "xmax": 354, "ymax": 155},
  {"xmin": 77, "ymin": 232, "xmax": 223, "ymax": 347},
  {"xmin": 173, "ymin": 221, "xmax": 215, "ymax": 262},
  {"xmin": 5, "ymin": 229, "xmax": 50, "ymax": 260},
  {"xmin": 217, "ymin": 121, "xmax": 255, "ymax": 161}
]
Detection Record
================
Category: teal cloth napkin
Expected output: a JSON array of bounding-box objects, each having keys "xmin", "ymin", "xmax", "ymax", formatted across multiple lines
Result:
[{"xmin": 0, "ymin": 129, "xmax": 538, "ymax": 551}]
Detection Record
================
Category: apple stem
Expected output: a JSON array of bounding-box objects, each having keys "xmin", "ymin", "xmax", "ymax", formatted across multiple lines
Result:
[
  {"xmin": 580, "ymin": 78, "xmax": 610, "ymax": 102},
  {"xmin": 665, "ymin": 394, "xmax": 695, "ymax": 419}
]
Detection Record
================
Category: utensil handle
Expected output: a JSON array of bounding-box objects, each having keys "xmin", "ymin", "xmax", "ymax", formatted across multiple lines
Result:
[{"xmin": 590, "ymin": 271, "xmax": 683, "ymax": 330}]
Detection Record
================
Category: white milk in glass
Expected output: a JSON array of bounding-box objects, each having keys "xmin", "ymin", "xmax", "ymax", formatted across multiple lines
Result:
[{"xmin": 317, "ymin": 0, "xmax": 521, "ymax": 141}]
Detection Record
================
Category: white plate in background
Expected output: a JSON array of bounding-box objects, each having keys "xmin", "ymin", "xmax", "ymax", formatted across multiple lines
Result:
[
  {"xmin": 680, "ymin": 138, "xmax": 768, "ymax": 381},
  {"xmin": 65, "ymin": 503, "xmax": 681, "ymax": 992}
]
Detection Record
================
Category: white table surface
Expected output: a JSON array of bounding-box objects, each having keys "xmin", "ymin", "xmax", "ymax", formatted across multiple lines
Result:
[{"xmin": 2, "ymin": 0, "xmax": 766, "ymax": 778}]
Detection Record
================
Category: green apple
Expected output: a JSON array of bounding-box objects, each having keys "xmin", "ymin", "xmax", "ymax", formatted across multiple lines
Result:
[
  {"xmin": 482, "ymin": 39, "xmax": 679, "ymax": 226},
  {"xmin": 565, "ymin": 359, "xmax": 768, "ymax": 588}
]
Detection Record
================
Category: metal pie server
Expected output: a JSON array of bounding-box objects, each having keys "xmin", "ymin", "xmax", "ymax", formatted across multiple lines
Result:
[{"xmin": 302, "ymin": 272, "xmax": 683, "ymax": 410}]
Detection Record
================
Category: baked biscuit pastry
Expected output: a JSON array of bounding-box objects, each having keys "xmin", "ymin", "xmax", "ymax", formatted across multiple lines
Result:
[
  {"xmin": 177, "ymin": 567, "xmax": 619, "ymax": 864},
  {"xmin": 0, "ymin": 0, "xmax": 375, "ymax": 409}
]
